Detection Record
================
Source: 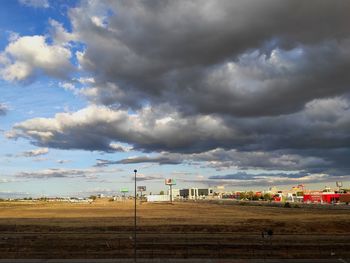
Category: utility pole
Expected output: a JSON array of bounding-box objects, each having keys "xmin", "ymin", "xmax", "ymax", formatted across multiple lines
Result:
[{"xmin": 134, "ymin": 169, "xmax": 137, "ymax": 262}]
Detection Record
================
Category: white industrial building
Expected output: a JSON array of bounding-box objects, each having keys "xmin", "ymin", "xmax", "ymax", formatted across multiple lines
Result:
[
  {"xmin": 179, "ymin": 188, "xmax": 214, "ymax": 199},
  {"xmin": 147, "ymin": 195, "xmax": 171, "ymax": 202},
  {"xmin": 167, "ymin": 188, "xmax": 180, "ymax": 199}
]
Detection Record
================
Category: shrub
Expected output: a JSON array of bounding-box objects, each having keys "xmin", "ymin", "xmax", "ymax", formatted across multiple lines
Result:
[
  {"xmin": 89, "ymin": 195, "xmax": 97, "ymax": 200},
  {"xmin": 284, "ymin": 202, "xmax": 291, "ymax": 208}
]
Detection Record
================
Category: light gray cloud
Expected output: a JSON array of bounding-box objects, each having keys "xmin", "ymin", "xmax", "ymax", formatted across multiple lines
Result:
[
  {"xmin": 0, "ymin": 104, "xmax": 7, "ymax": 116},
  {"xmin": 21, "ymin": 148, "xmax": 49, "ymax": 157},
  {"xmin": 135, "ymin": 174, "xmax": 164, "ymax": 182},
  {"xmin": 56, "ymin": 159, "xmax": 71, "ymax": 164},
  {"xmin": 0, "ymin": 190, "xmax": 31, "ymax": 199},
  {"xmin": 14, "ymin": 167, "xmax": 123, "ymax": 179},
  {"xmin": 18, "ymin": 0, "xmax": 49, "ymax": 8},
  {"xmin": 180, "ymin": 173, "xmax": 342, "ymax": 188}
]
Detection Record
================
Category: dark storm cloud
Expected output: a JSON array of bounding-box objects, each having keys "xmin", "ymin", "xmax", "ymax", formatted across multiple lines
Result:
[
  {"xmin": 8, "ymin": 105, "xmax": 235, "ymax": 153},
  {"xmin": 96, "ymin": 156, "xmax": 182, "ymax": 167},
  {"xmin": 8, "ymin": 96, "xmax": 350, "ymax": 159},
  {"xmin": 136, "ymin": 175, "xmax": 164, "ymax": 182},
  {"xmin": 16, "ymin": 168, "xmax": 84, "ymax": 179},
  {"xmin": 209, "ymin": 172, "xmax": 310, "ymax": 181},
  {"xmin": 98, "ymin": 146, "xmax": 350, "ymax": 179},
  {"xmin": 72, "ymin": 0, "xmax": 350, "ymax": 116},
  {"xmin": 181, "ymin": 173, "xmax": 343, "ymax": 188}
]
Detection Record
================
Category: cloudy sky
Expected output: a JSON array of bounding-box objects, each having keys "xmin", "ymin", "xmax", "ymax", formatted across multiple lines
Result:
[{"xmin": 0, "ymin": 0, "xmax": 349, "ymax": 197}]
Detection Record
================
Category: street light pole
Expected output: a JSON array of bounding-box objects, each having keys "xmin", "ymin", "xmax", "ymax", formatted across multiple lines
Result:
[{"xmin": 134, "ymin": 169, "xmax": 137, "ymax": 262}]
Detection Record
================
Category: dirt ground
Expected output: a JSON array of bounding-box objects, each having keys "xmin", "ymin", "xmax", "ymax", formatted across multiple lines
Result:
[{"xmin": 0, "ymin": 199, "xmax": 349, "ymax": 259}]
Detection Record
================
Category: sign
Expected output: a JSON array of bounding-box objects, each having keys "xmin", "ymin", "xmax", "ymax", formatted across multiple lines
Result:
[
  {"xmin": 137, "ymin": 186, "xmax": 146, "ymax": 192},
  {"xmin": 165, "ymin": 178, "xmax": 176, "ymax": 185},
  {"xmin": 120, "ymin": 188, "xmax": 129, "ymax": 193}
]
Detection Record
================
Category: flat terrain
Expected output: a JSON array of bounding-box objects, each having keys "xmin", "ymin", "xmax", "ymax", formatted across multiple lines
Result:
[{"xmin": 0, "ymin": 199, "xmax": 349, "ymax": 259}]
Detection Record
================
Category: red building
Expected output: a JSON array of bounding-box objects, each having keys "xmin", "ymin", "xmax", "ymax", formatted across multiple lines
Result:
[{"xmin": 303, "ymin": 192, "xmax": 341, "ymax": 204}]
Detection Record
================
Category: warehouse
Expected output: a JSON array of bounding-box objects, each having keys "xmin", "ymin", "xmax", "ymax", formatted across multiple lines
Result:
[{"xmin": 179, "ymin": 188, "xmax": 213, "ymax": 199}]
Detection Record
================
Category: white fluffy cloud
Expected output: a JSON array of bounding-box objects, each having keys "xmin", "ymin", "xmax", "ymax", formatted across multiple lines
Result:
[
  {"xmin": 49, "ymin": 19, "xmax": 77, "ymax": 46},
  {"xmin": 0, "ymin": 35, "xmax": 73, "ymax": 82}
]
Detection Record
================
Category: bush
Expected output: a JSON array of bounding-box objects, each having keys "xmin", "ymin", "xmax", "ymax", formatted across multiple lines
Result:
[
  {"xmin": 263, "ymin": 193, "xmax": 273, "ymax": 201},
  {"xmin": 284, "ymin": 202, "xmax": 291, "ymax": 208},
  {"xmin": 89, "ymin": 195, "xmax": 97, "ymax": 200}
]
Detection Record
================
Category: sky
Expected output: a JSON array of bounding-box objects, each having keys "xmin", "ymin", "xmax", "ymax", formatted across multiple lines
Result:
[{"xmin": 0, "ymin": 0, "xmax": 350, "ymax": 198}]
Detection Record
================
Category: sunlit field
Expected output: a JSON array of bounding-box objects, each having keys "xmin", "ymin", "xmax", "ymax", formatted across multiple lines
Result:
[{"xmin": 0, "ymin": 199, "xmax": 349, "ymax": 259}]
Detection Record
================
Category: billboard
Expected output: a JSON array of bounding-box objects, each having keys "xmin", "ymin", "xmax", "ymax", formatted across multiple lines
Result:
[
  {"xmin": 165, "ymin": 179, "xmax": 176, "ymax": 185},
  {"xmin": 137, "ymin": 186, "xmax": 146, "ymax": 192},
  {"xmin": 120, "ymin": 188, "xmax": 129, "ymax": 193}
]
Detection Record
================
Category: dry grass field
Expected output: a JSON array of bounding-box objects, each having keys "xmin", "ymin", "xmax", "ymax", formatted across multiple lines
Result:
[{"xmin": 0, "ymin": 199, "xmax": 349, "ymax": 259}]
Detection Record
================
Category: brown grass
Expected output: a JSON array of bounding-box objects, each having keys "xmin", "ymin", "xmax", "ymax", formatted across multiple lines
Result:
[{"xmin": 0, "ymin": 199, "xmax": 349, "ymax": 259}]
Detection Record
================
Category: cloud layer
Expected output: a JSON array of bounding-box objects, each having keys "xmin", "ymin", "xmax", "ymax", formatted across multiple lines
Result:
[
  {"xmin": 2, "ymin": 1, "xmax": 350, "ymax": 187},
  {"xmin": 70, "ymin": 1, "xmax": 350, "ymax": 116}
]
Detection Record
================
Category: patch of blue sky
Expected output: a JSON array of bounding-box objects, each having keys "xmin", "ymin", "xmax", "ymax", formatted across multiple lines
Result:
[{"xmin": 0, "ymin": 1, "xmax": 77, "ymax": 47}]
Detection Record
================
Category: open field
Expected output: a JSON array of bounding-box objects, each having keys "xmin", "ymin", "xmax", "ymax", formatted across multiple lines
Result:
[{"xmin": 0, "ymin": 199, "xmax": 349, "ymax": 259}]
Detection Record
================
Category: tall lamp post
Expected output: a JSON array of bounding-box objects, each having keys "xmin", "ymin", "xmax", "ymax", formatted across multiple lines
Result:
[{"xmin": 134, "ymin": 169, "xmax": 137, "ymax": 262}]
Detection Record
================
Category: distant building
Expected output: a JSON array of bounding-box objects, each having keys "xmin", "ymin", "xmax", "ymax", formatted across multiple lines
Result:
[
  {"xmin": 179, "ymin": 188, "xmax": 213, "ymax": 199},
  {"xmin": 147, "ymin": 195, "xmax": 170, "ymax": 202},
  {"xmin": 167, "ymin": 188, "xmax": 180, "ymax": 199}
]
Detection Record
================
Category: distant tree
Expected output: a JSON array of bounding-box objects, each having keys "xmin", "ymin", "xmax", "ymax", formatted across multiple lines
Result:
[
  {"xmin": 159, "ymin": 191, "xmax": 165, "ymax": 195},
  {"xmin": 263, "ymin": 193, "xmax": 273, "ymax": 201},
  {"xmin": 252, "ymin": 194, "xmax": 259, "ymax": 201},
  {"xmin": 89, "ymin": 195, "xmax": 97, "ymax": 200},
  {"xmin": 239, "ymin": 192, "xmax": 247, "ymax": 200},
  {"xmin": 247, "ymin": 191, "xmax": 254, "ymax": 200}
]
